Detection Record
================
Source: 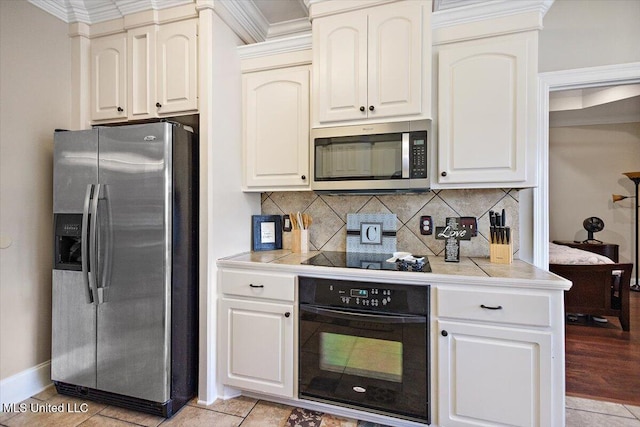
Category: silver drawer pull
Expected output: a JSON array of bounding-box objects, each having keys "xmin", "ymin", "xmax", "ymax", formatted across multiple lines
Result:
[{"xmin": 480, "ymin": 304, "xmax": 503, "ymax": 310}]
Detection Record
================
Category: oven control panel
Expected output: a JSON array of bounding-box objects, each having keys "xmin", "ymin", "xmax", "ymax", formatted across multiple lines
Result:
[
  {"xmin": 299, "ymin": 277, "xmax": 429, "ymax": 316},
  {"xmin": 342, "ymin": 287, "xmax": 394, "ymax": 308}
]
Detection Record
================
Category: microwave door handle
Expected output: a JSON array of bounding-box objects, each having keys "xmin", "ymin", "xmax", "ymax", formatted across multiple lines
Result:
[
  {"xmin": 300, "ymin": 305, "xmax": 426, "ymax": 324},
  {"xmin": 81, "ymin": 184, "xmax": 94, "ymax": 304},
  {"xmin": 401, "ymin": 133, "xmax": 410, "ymax": 178}
]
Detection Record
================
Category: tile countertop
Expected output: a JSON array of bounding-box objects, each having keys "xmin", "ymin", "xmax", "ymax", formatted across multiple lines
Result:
[{"xmin": 218, "ymin": 250, "xmax": 572, "ymax": 291}]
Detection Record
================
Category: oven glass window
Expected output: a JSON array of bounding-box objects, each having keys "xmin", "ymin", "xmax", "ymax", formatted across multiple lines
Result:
[
  {"xmin": 320, "ymin": 332, "xmax": 403, "ymax": 383},
  {"xmin": 315, "ymin": 134, "xmax": 403, "ymax": 181}
]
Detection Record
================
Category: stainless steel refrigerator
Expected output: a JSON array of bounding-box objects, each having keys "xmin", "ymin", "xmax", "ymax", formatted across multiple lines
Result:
[{"xmin": 51, "ymin": 122, "xmax": 198, "ymax": 417}]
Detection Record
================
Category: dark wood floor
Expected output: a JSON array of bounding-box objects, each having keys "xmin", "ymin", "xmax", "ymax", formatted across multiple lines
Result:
[{"xmin": 565, "ymin": 289, "xmax": 640, "ymax": 406}]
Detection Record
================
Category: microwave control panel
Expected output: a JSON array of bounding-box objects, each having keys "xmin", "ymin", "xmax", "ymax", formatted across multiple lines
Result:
[{"xmin": 410, "ymin": 132, "xmax": 427, "ymax": 179}]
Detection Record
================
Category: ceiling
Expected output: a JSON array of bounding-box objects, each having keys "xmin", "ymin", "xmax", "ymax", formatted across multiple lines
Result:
[
  {"xmin": 26, "ymin": 0, "xmax": 314, "ymax": 41},
  {"xmin": 253, "ymin": 0, "xmax": 308, "ymax": 24},
  {"xmin": 549, "ymin": 84, "xmax": 640, "ymax": 128}
]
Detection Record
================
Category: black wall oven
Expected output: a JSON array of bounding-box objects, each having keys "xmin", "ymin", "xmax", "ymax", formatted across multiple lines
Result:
[{"xmin": 298, "ymin": 277, "xmax": 429, "ymax": 424}]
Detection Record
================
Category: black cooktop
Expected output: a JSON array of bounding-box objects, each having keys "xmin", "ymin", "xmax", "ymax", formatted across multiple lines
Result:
[{"xmin": 302, "ymin": 251, "xmax": 432, "ymax": 273}]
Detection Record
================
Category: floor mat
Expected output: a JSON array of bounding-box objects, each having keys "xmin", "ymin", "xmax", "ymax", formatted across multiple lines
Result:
[
  {"xmin": 285, "ymin": 408, "xmax": 323, "ymax": 427},
  {"xmin": 284, "ymin": 407, "xmax": 392, "ymax": 427}
]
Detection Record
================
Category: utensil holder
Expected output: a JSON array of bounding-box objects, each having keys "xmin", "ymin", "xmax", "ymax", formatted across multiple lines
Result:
[
  {"xmin": 490, "ymin": 242, "xmax": 513, "ymax": 264},
  {"xmin": 292, "ymin": 229, "xmax": 309, "ymax": 254}
]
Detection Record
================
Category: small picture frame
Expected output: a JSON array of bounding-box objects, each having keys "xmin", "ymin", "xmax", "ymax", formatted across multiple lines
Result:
[
  {"xmin": 252, "ymin": 215, "xmax": 283, "ymax": 251},
  {"xmin": 360, "ymin": 222, "xmax": 383, "ymax": 245}
]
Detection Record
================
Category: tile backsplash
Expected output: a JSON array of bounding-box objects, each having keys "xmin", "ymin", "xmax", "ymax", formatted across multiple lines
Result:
[{"xmin": 262, "ymin": 189, "xmax": 520, "ymax": 258}]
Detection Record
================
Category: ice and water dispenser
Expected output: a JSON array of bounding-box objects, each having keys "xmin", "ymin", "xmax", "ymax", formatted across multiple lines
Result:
[{"xmin": 53, "ymin": 214, "xmax": 82, "ymax": 271}]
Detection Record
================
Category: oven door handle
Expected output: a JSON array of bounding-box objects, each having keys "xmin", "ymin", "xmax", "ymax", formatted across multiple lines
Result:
[{"xmin": 300, "ymin": 305, "xmax": 426, "ymax": 324}]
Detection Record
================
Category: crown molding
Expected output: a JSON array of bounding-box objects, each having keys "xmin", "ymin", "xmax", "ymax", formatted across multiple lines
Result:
[
  {"xmin": 266, "ymin": 18, "xmax": 311, "ymax": 40},
  {"xmin": 432, "ymin": 0, "xmax": 554, "ymax": 29},
  {"xmin": 212, "ymin": 0, "xmax": 269, "ymax": 44},
  {"xmin": 308, "ymin": 0, "xmax": 397, "ymax": 20},
  {"xmin": 211, "ymin": 1, "xmax": 310, "ymax": 44},
  {"xmin": 434, "ymin": 0, "xmax": 487, "ymax": 11},
  {"xmin": 27, "ymin": 0, "xmax": 193, "ymax": 24},
  {"xmin": 238, "ymin": 33, "xmax": 312, "ymax": 60}
]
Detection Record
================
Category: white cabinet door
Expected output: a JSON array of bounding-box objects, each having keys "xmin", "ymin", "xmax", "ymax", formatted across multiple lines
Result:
[
  {"xmin": 437, "ymin": 320, "xmax": 552, "ymax": 427},
  {"xmin": 156, "ymin": 19, "xmax": 198, "ymax": 115},
  {"xmin": 367, "ymin": 2, "xmax": 423, "ymax": 119},
  {"xmin": 313, "ymin": 1, "xmax": 428, "ymax": 126},
  {"xmin": 313, "ymin": 11, "xmax": 368, "ymax": 124},
  {"xmin": 127, "ymin": 25, "xmax": 156, "ymax": 120},
  {"xmin": 219, "ymin": 298, "xmax": 294, "ymax": 398},
  {"xmin": 91, "ymin": 33, "xmax": 127, "ymax": 121},
  {"xmin": 243, "ymin": 66, "xmax": 310, "ymax": 190},
  {"xmin": 437, "ymin": 32, "xmax": 537, "ymax": 186}
]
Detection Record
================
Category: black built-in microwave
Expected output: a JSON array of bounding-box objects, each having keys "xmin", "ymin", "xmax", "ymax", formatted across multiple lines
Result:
[{"xmin": 311, "ymin": 120, "xmax": 430, "ymax": 193}]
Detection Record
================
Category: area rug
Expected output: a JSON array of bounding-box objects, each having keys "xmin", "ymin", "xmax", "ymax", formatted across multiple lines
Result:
[{"xmin": 284, "ymin": 407, "xmax": 391, "ymax": 427}]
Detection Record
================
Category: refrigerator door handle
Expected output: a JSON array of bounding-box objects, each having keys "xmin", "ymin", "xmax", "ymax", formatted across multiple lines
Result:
[
  {"xmin": 89, "ymin": 184, "xmax": 101, "ymax": 305},
  {"xmin": 97, "ymin": 184, "xmax": 111, "ymax": 303},
  {"xmin": 81, "ymin": 184, "xmax": 94, "ymax": 304}
]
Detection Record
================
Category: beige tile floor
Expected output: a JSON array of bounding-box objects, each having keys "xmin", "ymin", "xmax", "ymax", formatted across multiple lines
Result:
[{"xmin": 1, "ymin": 387, "xmax": 639, "ymax": 426}]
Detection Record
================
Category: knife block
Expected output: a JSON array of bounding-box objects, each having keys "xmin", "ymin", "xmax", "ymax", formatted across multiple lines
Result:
[
  {"xmin": 292, "ymin": 229, "xmax": 309, "ymax": 254},
  {"xmin": 490, "ymin": 242, "xmax": 513, "ymax": 264}
]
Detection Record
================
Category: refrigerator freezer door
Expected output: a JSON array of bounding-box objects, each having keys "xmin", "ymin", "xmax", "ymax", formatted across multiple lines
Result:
[
  {"xmin": 51, "ymin": 270, "xmax": 97, "ymax": 388},
  {"xmin": 53, "ymin": 130, "xmax": 98, "ymax": 213},
  {"xmin": 95, "ymin": 123, "xmax": 172, "ymax": 403}
]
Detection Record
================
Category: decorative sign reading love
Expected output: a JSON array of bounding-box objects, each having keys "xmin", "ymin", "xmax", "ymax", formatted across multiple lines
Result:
[{"xmin": 435, "ymin": 217, "xmax": 473, "ymax": 262}]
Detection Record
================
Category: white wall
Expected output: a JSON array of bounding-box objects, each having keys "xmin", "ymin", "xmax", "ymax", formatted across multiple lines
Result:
[
  {"xmin": 539, "ymin": 0, "xmax": 640, "ymax": 72},
  {"xmin": 0, "ymin": 0, "xmax": 70, "ymax": 392},
  {"xmin": 530, "ymin": 0, "xmax": 640, "ymax": 268},
  {"xmin": 197, "ymin": 9, "xmax": 261, "ymax": 403},
  {"xmin": 549, "ymin": 123, "xmax": 640, "ymax": 265}
]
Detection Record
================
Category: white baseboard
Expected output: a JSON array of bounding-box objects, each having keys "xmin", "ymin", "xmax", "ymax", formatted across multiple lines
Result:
[{"xmin": 0, "ymin": 360, "xmax": 52, "ymax": 407}]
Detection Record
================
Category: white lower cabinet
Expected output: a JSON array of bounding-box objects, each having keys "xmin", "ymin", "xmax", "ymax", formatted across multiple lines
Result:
[
  {"xmin": 435, "ymin": 286, "xmax": 557, "ymax": 427},
  {"xmin": 216, "ymin": 267, "xmax": 565, "ymax": 426},
  {"xmin": 437, "ymin": 320, "xmax": 552, "ymax": 427},
  {"xmin": 218, "ymin": 269, "xmax": 295, "ymax": 398}
]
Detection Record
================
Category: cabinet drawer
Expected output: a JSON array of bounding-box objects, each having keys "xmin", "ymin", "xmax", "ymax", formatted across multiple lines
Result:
[
  {"xmin": 221, "ymin": 270, "xmax": 295, "ymax": 302},
  {"xmin": 436, "ymin": 288, "xmax": 550, "ymax": 327}
]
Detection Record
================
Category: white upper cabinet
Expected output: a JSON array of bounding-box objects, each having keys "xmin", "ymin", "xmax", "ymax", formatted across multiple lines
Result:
[
  {"xmin": 437, "ymin": 31, "xmax": 538, "ymax": 187},
  {"xmin": 312, "ymin": 1, "xmax": 431, "ymax": 126},
  {"xmin": 243, "ymin": 65, "xmax": 310, "ymax": 191},
  {"xmin": 367, "ymin": 5, "xmax": 423, "ymax": 119},
  {"xmin": 156, "ymin": 20, "xmax": 198, "ymax": 115},
  {"xmin": 313, "ymin": 12, "xmax": 367, "ymax": 124},
  {"xmin": 91, "ymin": 33, "xmax": 127, "ymax": 121},
  {"xmin": 90, "ymin": 19, "xmax": 198, "ymax": 123},
  {"xmin": 127, "ymin": 26, "xmax": 156, "ymax": 120}
]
